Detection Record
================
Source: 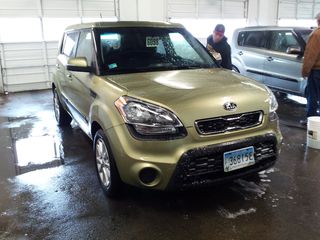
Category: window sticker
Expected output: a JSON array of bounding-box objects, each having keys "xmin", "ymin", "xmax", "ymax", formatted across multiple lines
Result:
[
  {"xmin": 108, "ymin": 63, "xmax": 117, "ymax": 69},
  {"xmin": 146, "ymin": 36, "xmax": 160, "ymax": 47},
  {"xmin": 101, "ymin": 33, "xmax": 120, "ymax": 40}
]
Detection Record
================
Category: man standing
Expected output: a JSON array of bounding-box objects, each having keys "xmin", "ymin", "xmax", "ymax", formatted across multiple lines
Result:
[
  {"xmin": 302, "ymin": 13, "xmax": 320, "ymax": 121},
  {"xmin": 206, "ymin": 24, "xmax": 232, "ymax": 70}
]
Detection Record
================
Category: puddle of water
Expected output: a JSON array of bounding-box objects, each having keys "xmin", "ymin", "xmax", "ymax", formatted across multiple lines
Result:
[
  {"xmin": 229, "ymin": 169, "xmax": 277, "ymax": 200},
  {"xmin": 0, "ymin": 118, "xmax": 33, "ymax": 129},
  {"xmin": 0, "ymin": 135, "xmax": 63, "ymax": 181},
  {"xmin": 234, "ymin": 179, "xmax": 267, "ymax": 197},
  {"xmin": 217, "ymin": 206, "xmax": 257, "ymax": 219},
  {"xmin": 15, "ymin": 136, "xmax": 63, "ymax": 175},
  {"xmin": 286, "ymin": 94, "xmax": 307, "ymax": 105}
]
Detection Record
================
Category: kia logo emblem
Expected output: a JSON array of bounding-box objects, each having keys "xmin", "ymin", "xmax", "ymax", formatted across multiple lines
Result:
[{"xmin": 224, "ymin": 102, "xmax": 237, "ymax": 111}]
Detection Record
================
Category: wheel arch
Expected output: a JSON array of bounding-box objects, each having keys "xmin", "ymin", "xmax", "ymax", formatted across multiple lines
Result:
[
  {"xmin": 231, "ymin": 56, "xmax": 244, "ymax": 74},
  {"xmin": 91, "ymin": 121, "xmax": 103, "ymax": 140}
]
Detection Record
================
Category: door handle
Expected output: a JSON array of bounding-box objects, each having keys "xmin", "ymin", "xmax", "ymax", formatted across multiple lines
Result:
[
  {"xmin": 67, "ymin": 74, "xmax": 72, "ymax": 79},
  {"xmin": 267, "ymin": 57, "xmax": 274, "ymax": 62},
  {"xmin": 238, "ymin": 51, "xmax": 243, "ymax": 56},
  {"xmin": 56, "ymin": 64, "xmax": 60, "ymax": 69}
]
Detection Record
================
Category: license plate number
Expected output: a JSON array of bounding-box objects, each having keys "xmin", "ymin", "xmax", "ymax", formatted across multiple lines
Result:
[{"xmin": 223, "ymin": 146, "xmax": 255, "ymax": 172}]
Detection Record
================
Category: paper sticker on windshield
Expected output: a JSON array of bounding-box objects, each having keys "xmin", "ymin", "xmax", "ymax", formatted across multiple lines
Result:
[
  {"xmin": 146, "ymin": 36, "xmax": 159, "ymax": 47},
  {"xmin": 108, "ymin": 63, "xmax": 117, "ymax": 69}
]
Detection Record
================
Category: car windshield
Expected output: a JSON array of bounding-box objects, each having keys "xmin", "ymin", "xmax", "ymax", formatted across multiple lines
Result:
[
  {"xmin": 296, "ymin": 29, "xmax": 312, "ymax": 43},
  {"xmin": 97, "ymin": 27, "xmax": 217, "ymax": 74}
]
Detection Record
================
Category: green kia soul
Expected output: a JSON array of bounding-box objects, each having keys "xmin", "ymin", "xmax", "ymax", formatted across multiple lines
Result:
[{"xmin": 52, "ymin": 21, "xmax": 282, "ymax": 197}]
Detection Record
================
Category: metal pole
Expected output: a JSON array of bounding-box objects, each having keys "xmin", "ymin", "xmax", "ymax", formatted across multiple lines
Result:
[
  {"xmin": 276, "ymin": 0, "xmax": 280, "ymax": 25},
  {"xmin": 114, "ymin": 0, "xmax": 120, "ymax": 20},
  {"xmin": 196, "ymin": 0, "xmax": 199, "ymax": 18},
  {"xmin": 0, "ymin": 47, "xmax": 4, "ymax": 94},
  {"xmin": 257, "ymin": 0, "xmax": 260, "ymax": 25},
  {"xmin": 38, "ymin": 0, "xmax": 51, "ymax": 89},
  {"xmin": 78, "ymin": 0, "xmax": 84, "ymax": 23},
  {"xmin": 221, "ymin": 0, "xmax": 225, "ymax": 19},
  {"xmin": 295, "ymin": 0, "xmax": 298, "ymax": 19},
  {"xmin": 312, "ymin": 0, "xmax": 316, "ymax": 19},
  {"xmin": 0, "ymin": 43, "xmax": 8, "ymax": 94},
  {"xmin": 136, "ymin": 0, "xmax": 139, "ymax": 21}
]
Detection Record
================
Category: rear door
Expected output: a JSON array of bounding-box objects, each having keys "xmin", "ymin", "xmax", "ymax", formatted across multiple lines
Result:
[
  {"xmin": 263, "ymin": 30, "xmax": 304, "ymax": 95},
  {"xmin": 233, "ymin": 30, "xmax": 269, "ymax": 83}
]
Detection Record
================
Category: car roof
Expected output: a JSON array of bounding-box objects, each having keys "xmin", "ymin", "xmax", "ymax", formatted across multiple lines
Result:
[
  {"xmin": 235, "ymin": 26, "xmax": 313, "ymax": 31},
  {"xmin": 65, "ymin": 21, "xmax": 184, "ymax": 31}
]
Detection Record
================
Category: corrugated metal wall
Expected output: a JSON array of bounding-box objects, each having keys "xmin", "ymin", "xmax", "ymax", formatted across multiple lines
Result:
[
  {"xmin": 0, "ymin": 0, "xmax": 117, "ymax": 93},
  {"xmin": 167, "ymin": 0, "xmax": 248, "ymax": 19},
  {"xmin": 278, "ymin": 0, "xmax": 320, "ymax": 19}
]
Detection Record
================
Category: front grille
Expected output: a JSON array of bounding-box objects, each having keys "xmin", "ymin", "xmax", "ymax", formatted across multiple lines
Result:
[
  {"xmin": 195, "ymin": 111, "xmax": 263, "ymax": 135},
  {"xmin": 168, "ymin": 134, "xmax": 278, "ymax": 189}
]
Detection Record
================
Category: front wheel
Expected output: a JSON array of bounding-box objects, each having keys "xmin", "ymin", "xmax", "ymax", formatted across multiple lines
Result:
[
  {"xmin": 94, "ymin": 129, "xmax": 122, "ymax": 197},
  {"xmin": 53, "ymin": 89, "xmax": 72, "ymax": 126}
]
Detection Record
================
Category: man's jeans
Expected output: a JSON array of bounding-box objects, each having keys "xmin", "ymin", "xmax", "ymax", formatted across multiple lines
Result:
[{"xmin": 307, "ymin": 70, "xmax": 320, "ymax": 117}]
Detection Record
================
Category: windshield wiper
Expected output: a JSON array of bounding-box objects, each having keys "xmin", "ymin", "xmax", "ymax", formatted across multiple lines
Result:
[
  {"xmin": 168, "ymin": 65, "xmax": 209, "ymax": 70},
  {"xmin": 103, "ymin": 64, "xmax": 213, "ymax": 75}
]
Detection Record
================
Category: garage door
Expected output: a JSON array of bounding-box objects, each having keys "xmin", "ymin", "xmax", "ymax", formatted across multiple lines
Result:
[
  {"xmin": 167, "ymin": 0, "xmax": 248, "ymax": 19},
  {"xmin": 0, "ymin": 0, "xmax": 117, "ymax": 18},
  {"xmin": 0, "ymin": 0, "xmax": 117, "ymax": 93},
  {"xmin": 278, "ymin": 0, "xmax": 320, "ymax": 19},
  {"xmin": 0, "ymin": 42, "xmax": 58, "ymax": 92}
]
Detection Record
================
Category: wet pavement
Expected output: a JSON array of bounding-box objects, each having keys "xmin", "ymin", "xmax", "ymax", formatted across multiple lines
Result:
[{"xmin": 0, "ymin": 90, "xmax": 320, "ymax": 240}]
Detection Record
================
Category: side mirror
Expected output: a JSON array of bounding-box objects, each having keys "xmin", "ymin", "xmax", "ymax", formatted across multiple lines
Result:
[
  {"xmin": 286, "ymin": 47, "xmax": 303, "ymax": 55},
  {"xmin": 67, "ymin": 57, "xmax": 91, "ymax": 72}
]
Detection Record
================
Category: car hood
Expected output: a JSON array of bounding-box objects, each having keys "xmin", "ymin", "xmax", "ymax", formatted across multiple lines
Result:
[{"xmin": 106, "ymin": 68, "xmax": 270, "ymax": 127}]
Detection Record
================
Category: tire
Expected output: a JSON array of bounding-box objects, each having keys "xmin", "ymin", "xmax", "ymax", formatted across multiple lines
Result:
[
  {"xmin": 94, "ymin": 129, "xmax": 122, "ymax": 197},
  {"xmin": 274, "ymin": 91, "xmax": 287, "ymax": 99},
  {"xmin": 53, "ymin": 89, "xmax": 72, "ymax": 126},
  {"xmin": 232, "ymin": 65, "xmax": 240, "ymax": 73}
]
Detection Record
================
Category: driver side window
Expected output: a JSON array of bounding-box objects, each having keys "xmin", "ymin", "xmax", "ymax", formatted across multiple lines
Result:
[
  {"xmin": 269, "ymin": 31, "xmax": 300, "ymax": 53},
  {"xmin": 62, "ymin": 31, "xmax": 79, "ymax": 57},
  {"xmin": 76, "ymin": 30, "xmax": 94, "ymax": 66}
]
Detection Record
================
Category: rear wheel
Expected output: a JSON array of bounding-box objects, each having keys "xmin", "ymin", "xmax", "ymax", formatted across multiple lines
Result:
[
  {"xmin": 94, "ymin": 129, "xmax": 122, "ymax": 197},
  {"xmin": 53, "ymin": 89, "xmax": 72, "ymax": 126}
]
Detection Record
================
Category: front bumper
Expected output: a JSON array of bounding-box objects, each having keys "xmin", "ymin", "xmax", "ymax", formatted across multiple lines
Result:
[
  {"xmin": 167, "ymin": 133, "xmax": 277, "ymax": 190},
  {"xmin": 105, "ymin": 119, "xmax": 282, "ymax": 190}
]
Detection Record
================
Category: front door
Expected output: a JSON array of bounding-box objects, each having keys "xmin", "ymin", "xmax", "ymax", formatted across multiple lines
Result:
[
  {"xmin": 263, "ymin": 30, "xmax": 305, "ymax": 95},
  {"xmin": 59, "ymin": 31, "xmax": 79, "ymax": 103},
  {"xmin": 67, "ymin": 30, "xmax": 96, "ymax": 132}
]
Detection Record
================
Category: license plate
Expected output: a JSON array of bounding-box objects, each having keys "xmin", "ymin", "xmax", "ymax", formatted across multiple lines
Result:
[{"xmin": 223, "ymin": 146, "xmax": 255, "ymax": 172}]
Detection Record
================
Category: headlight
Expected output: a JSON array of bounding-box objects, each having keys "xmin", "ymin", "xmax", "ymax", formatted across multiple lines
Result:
[
  {"xmin": 265, "ymin": 87, "xmax": 278, "ymax": 112},
  {"xmin": 115, "ymin": 96, "xmax": 187, "ymax": 140}
]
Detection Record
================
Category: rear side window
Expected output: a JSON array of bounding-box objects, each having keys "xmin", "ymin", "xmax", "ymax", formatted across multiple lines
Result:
[
  {"xmin": 62, "ymin": 31, "xmax": 79, "ymax": 57},
  {"xmin": 76, "ymin": 31, "xmax": 94, "ymax": 66},
  {"xmin": 238, "ymin": 31, "xmax": 268, "ymax": 48},
  {"xmin": 269, "ymin": 31, "xmax": 300, "ymax": 53}
]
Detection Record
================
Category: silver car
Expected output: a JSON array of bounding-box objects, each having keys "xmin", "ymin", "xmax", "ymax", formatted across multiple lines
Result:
[{"xmin": 231, "ymin": 26, "xmax": 312, "ymax": 97}]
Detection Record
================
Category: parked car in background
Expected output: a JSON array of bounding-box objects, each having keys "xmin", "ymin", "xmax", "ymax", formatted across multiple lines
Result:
[
  {"xmin": 53, "ymin": 21, "xmax": 282, "ymax": 197},
  {"xmin": 231, "ymin": 26, "xmax": 313, "ymax": 97}
]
